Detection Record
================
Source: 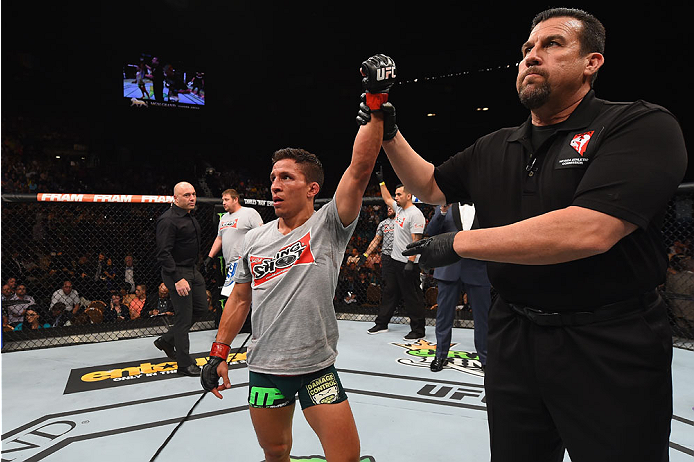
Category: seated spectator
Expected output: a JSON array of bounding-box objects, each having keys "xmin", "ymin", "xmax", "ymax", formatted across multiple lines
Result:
[
  {"xmin": 142, "ymin": 283, "xmax": 174, "ymax": 317},
  {"xmin": 50, "ymin": 280, "xmax": 81, "ymax": 315},
  {"xmin": 120, "ymin": 284, "xmax": 137, "ymax": 307},
  {"xmin": 5, "ymin": 277, "xmax": 17, "ymax": 295},
  {"xmin": 346, "ymin": 248, "xmax": 360, "ymax": 266},
  {"xmin": 103, "ymin": 293, "xmax": 130, "ymax": 323},
  {"xmin": 7, "ymin": 284, "xmax": 37, "ymax": 327},
  {"xmin": 14, "ymin": 308, "xmax": 51, "ymax": 331},
  {"xmin": 2, "ymin": 284, "xmax": 14, "ymax": 302},
  {"xmin": 102, "ymin": 257, "xmax": 118, "ymax": 295},
  {"xmin": 129, "ymin": 284, "xmax": 147, "ymax": 319},
  {"xmin": 355, "ymin": 270, "xmax": 370, "ymax": 305},
  {"xmin": 46, "ymin": 302, "xmax": 71, "ymax": 327},
  {"xmin": 3, "ymin": 314, "xmax": 13, "ymax": 332}
]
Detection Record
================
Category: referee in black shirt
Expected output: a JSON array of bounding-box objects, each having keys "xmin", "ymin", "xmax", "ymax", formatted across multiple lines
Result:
[{"xmin": 154, "ymin": 181, "xmax": 208, "ymax": 376}]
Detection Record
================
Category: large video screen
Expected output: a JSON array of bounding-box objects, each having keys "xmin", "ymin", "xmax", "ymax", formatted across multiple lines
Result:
[{"xmin": 122, "ymin": 53, "xmax": 204, "ymax": 109}]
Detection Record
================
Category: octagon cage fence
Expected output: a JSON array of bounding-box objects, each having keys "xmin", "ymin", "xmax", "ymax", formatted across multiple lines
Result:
[{"xmin": 2, "ymin": 186, "xmax": 693, "ymax": 353}]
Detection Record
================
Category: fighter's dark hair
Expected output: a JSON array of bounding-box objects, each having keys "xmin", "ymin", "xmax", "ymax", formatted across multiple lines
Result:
[{"xmin": 271, "ymin": 148, "xmax": 325, "ymax": 190}]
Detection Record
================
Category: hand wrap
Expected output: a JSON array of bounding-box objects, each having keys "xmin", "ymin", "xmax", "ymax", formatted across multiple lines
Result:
[{"xmin": 200, "ymin": 342, "xmax": 229, "ymax": 392}]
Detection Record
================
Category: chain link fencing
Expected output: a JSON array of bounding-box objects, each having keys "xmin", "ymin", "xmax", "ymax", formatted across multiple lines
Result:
[{"xmin": 2, "ymin": 187, "xmax": 693, "ymax": 352}]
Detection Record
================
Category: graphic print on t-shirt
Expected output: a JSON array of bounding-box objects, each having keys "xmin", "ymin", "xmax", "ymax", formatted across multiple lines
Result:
[{"xmin": 249, "ymin": 231, "xmax": 315, "ymax": 287}]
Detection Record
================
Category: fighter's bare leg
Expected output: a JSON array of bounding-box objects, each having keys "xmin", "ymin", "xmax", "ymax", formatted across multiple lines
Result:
[
  {"xmin": 303, "ymin": 400, "xmax": 360, "ymax": 462},
  {"xmin": 249, "ymin": 403, "xmax": 295, "ymax": 462}
]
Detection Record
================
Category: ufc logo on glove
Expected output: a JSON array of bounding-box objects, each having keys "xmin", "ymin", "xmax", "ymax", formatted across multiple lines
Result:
[{"xmin": 377, "ymin": 66, "xmax": 396, "ymax": 81}]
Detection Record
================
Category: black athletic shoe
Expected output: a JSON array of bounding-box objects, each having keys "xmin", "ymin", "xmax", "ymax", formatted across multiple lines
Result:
[
  {"xmin": 367, "ymin": 325, "xmax": 389, "ymax": 334},
  {"xmin": 403, "ymin": 331, "xmax": 424, "ymax": 341},
  {"xmin": 154, "ymin": 337, "xmax": 176, "ymax": 360}
]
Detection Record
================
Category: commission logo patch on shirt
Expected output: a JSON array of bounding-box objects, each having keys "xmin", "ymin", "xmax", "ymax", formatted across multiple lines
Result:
[
  {"xmin": 249, "ymin": 231, "xmax": 315, "ymax": 286},
  {"xmin": 556, "ymin": 129, "xmax": 600, "ymax": 169}
]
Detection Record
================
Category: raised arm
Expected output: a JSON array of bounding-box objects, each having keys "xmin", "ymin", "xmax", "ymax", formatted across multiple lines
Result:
[
  {"xmin": 381, "ymin": 131, "xmax": 447, "ymax": 205},
  {"xmin": 335, "ymin": 54, "xmax": 398, "ymax": 227}
]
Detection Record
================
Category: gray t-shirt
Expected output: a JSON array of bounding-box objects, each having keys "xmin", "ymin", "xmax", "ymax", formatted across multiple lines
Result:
[
  {"xmin": 235, "ymin": 199, "xmax": 357, "ymax": 375},
  {"xmin": 218, "ymin": 207, "xmax": 263, "ymax": 264},
  {"xmin": 388, "ymin": 199, "xmax": 426, "ymax": 263},
  {"xmin": 375, "ymin": 217, "xmax": 395, "ymax": 256}
]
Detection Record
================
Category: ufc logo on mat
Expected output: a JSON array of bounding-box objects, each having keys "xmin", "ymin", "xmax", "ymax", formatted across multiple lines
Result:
[{"xmin": 377, "ymin": 67, "xmax": 396, "ymax": 81}]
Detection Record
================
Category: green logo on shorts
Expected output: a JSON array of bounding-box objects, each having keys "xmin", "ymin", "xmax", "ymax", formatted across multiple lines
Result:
[{"xmin": 249, "ymin": 386, "xmax": 285, "ymax": 407}]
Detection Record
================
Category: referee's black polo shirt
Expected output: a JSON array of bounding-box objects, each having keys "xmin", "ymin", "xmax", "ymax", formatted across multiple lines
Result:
[
  {"xmin": 434, "ymin": 90, "xmax": 687, "ymax": 311},
  {"xmin": 155, "ymin": 204, "xmax": 202, "ymax": 283}
]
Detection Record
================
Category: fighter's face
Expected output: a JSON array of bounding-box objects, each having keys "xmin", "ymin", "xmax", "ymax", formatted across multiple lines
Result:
[{"xmin": 270, "ymin": 159, "xmax": 316, "ymax": 218}]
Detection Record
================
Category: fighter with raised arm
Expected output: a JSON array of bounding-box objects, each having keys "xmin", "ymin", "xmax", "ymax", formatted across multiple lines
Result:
[{"xmin": 199, "ymin": 55, "xmax": 394, "ymax": 462}]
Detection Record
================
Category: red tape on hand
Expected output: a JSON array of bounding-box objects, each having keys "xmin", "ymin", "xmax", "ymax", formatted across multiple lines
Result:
[
  {"xmin": 210, "ymin": 341, "xmax": 230, "ymax": 359},
  {"xmin": 365, "ymin": 93, "xmax": 389, "ymax": 111}
]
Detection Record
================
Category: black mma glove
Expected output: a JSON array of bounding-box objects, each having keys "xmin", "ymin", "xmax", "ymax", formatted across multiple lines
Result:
[
  {"xmin": 354, "ymin": 253, "xmax": 366, "ymax": 267},
  {"xmin": 201, "ymin": 341, "xmax": 229, "ymax": 392},
  {"xmin": 375, "ymin": 165, "xmax": 385, "ymax": 184},
  {"xmin": 202, "ymin": 256, "xmax": 213, "ymax": 273},
  {"xmin": 356, "ymin": 95, "xmax": 399, "ymax": 141},
  {"xmin": 360, "ymin": 54, "xmax": 397, "ymax": 111},
  {"xmin": 356, "ymin": 93, "xmax": 372, "ymax": 126},
  {"xmin": 403, "ymin": 260, "xmax": 416, "ymax": 273},
  {"xmin": 402, "ymin": 232, "xmax": 461, "ymax": 273}
]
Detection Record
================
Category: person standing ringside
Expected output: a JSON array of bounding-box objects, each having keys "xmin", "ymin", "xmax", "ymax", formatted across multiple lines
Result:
[{"xmin": 154, "ymin": 181, "xmax": 208, "ymax": 376}]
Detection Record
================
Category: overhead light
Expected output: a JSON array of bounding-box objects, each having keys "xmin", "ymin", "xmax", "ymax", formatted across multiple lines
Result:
[
  {"xmin": 427, "ymin": 113, "xmax": 436, "ymax": 117},
  {"xmin": 476, "ymin": 107, "xmax": 489, "ymax": 111}
]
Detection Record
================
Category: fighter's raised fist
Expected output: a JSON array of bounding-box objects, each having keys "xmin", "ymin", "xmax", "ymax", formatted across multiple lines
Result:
[{"xmin": 360, "ymin": 54, "xmax": 396, "ymax": 110}]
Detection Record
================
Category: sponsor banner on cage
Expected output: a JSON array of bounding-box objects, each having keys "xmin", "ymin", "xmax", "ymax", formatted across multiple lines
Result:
[
  {"xmin": 37, "ymin": 193, "xmax": 174, "ymax": 203},
  {"xmin": 63, "ymin": 349, "xmax": 247, "ymax": 394}
]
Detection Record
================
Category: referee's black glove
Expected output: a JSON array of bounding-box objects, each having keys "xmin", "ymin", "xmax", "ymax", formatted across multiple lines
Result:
[
  {"xmin": 356, "ymin": 94, "xmax": 399, "ymax": 141},
  {"xmin": 402, "ymin": 232, "xmax": 461, "ymax": 273}
]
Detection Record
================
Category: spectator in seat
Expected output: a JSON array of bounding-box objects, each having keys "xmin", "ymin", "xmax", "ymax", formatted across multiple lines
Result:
[
  {"xmin": 46, "ymin": 302, "xmax": 70, "ymax": 327},
  {"xmin": 122, "ymin": 255, "xmax": 138, "ymax": 294},
  {"xmin": 8, "ymin": 284, "xmax": 37, "ymax": 327},
  {"xmin": 2, "ymin": 284, "xmax": 14, "ymax": 300},
  {"xmin": 104, "ymin": 293, "xmax": 130, "ymax": 323},
  {"xmin": 50, "ymin": 280, "xmax": 81, "ymax": 315},
  {"xmin": 14, "ymin": 308, "xmax": 51, "ymax": 331},
  {"xmin": 142, "ymin": 283, "xmax": 174, "ymax": 318},
  {"xmin": 129, "ymin": 284, "xmax": 147, "ymax": 319}
]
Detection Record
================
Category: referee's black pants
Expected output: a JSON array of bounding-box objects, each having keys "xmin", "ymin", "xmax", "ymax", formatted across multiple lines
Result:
[
  {"xmin": 484, "ymin": 293, "xmax": 672, "ymax": 462},
  {"xmin": 375, "ymin": 256, "xmax": 426, "ymax": 336},
  {"xmin": 161, "ymin": 266, "xmax": 208, "ymax": 368}
]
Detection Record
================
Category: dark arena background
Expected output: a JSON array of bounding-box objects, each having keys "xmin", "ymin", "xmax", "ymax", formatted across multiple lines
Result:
[{"xmin": 2, "ymin": 2, "xmax": 694, "ymax": 461}]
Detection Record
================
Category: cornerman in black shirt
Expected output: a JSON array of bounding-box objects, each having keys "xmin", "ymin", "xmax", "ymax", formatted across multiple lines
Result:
[
  {"xmin": 154, "ymin": 181, "xmax": 208, "ymax": 376},
  {"xmin": 357, "ymin": 8, "xmax": 687, "ymax": 462}
]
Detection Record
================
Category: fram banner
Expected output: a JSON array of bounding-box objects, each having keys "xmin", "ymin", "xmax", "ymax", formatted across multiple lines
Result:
[{"xmin": 36, "ymin": 193, "xmax": 174, "ymax": 203}]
